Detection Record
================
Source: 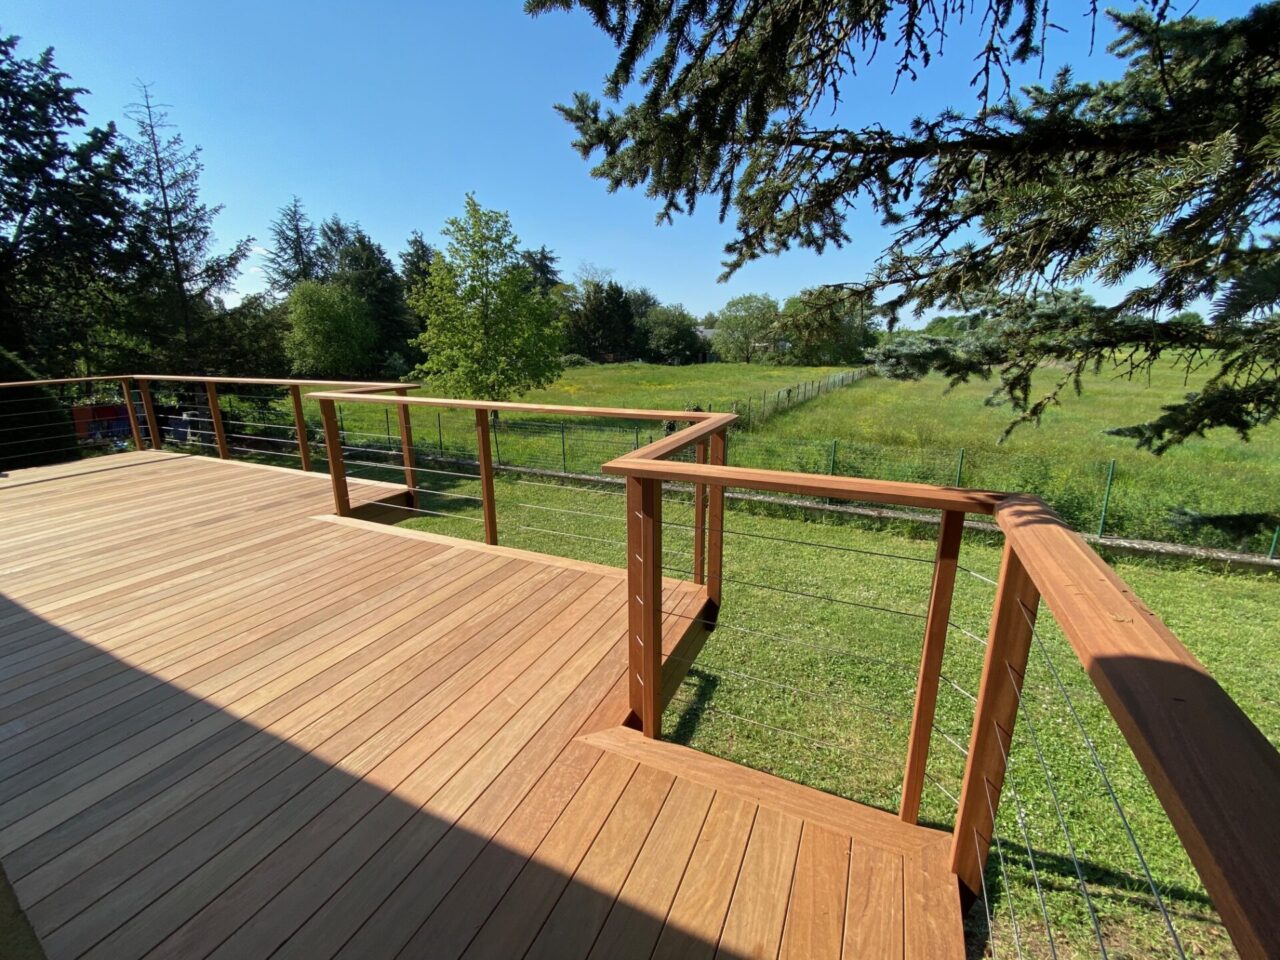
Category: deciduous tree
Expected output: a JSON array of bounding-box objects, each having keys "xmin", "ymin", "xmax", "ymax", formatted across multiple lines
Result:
[
  {"xmin": 710, "ymin": 294, "xmax": 779, "ymax": 363},
  {"xmin": 408, "ymin": 195, "xmax": 563, "ymax": 400},
  {"xmin": 284, "ymin": 280, "xmax": 376, "ymax": 378}
]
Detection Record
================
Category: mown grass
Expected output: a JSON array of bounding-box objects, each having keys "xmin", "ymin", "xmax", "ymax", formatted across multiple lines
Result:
[{"xmin": 750, "ymin": 362, "xmax": 1280, "ymax": 554}]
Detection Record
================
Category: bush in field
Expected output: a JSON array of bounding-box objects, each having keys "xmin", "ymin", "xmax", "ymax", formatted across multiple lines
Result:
[{"xmin": 283, "ymin": 280, "xmax": 377, "ymax": 378}]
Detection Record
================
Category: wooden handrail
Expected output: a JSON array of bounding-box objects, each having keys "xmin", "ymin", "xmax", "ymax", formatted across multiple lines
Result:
[
  {"xmin": 601, "ymin": 457, "xmax": 1006, "ymax": 514},
  {"xmin": 997, "ymin": 496, "xmax": 1280, "ymax": 959},
  {"xmin": 304, "ymin": 389, "xmax": 720, "ymax": 424},
  {"xmin": 0, "ymin": 375, "xmax": 411, "ymax": 390}
]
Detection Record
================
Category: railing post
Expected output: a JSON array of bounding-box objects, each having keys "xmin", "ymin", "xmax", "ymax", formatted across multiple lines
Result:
[
  {"xmin": 289, "ymin": 385, "xmax": 313, "ymax": 471},
  {"xmin": 137, "ymin": 379, "xmax": 163, "ymax": 450},
  {"xmin": 474, "ymin": 408, "xmax": 498, "ymax": 545},
  {"xmin": 1098, "ymin": 457, "xmax": 1117, "ymax": 537},
  {"xmin": 204, "ymin": 382, "xmax": 229, "ymax": 459},
  {"xmin": 951, "ymin": 540, "xmax": 1041, "ymax": 898},
  {"xmin": 900, "ymin": 509, "xmax": 965, "ymax": 823},
  {"xmin": 706, "ymin": 429, "xmax": 727, "ymax": 609},
  {"xmin": 318, "ymin": 399, "xmax": 350, "ymax": 516},
  {"xmin": 693, "ymin": 440, "xmax": 708, "ymax": 585},
  {"xmin": 627, "ymin": 475, "xmax": 663, "ymax": 737},
  {"xmin": 394, "ymin": 389, "xmax": 416, "ymax": 508},
  {"xmin": 119, "ymin": 378, "xmax": 145, "ymax": 452}
]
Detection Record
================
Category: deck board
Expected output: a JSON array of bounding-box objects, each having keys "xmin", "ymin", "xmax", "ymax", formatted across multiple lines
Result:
[{"xmin": 0, "ymin": 451, "xmax": 964, "ymax": 959}]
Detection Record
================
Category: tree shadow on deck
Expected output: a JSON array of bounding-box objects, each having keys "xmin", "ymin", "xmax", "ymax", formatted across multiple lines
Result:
[{"xmin": 0, "ymin": 593, "xmax": 754, "ymax": 960}]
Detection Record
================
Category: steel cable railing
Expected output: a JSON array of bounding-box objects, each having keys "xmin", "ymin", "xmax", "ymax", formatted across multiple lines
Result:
[{"xmin": 1, "ymin": 374, "xmax": 1272, "ymax": 959}]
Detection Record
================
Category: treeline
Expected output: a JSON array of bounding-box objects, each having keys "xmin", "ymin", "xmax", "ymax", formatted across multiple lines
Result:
[{"xmin": 2, "ymin": 35, "xmax": 877, "ymax": 396}]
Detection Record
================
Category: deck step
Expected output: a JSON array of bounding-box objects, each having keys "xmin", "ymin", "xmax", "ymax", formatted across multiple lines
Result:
[{"xmin": 580, "ymin": 726, "xmax": 966, "ymax": 960}]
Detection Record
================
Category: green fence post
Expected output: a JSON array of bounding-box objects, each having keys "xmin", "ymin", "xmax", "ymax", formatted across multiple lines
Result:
[
  {"xmin": 338, "ymin": 408, "xmax": 345, "ymax": 435},
  {"xmin": 385, "ymin": 408, "xmax": 392, "ymax": 444},
  {"xmin": 954, "ymin": 447, "xmax": 965, "ymax": 486},
  {"xmin": 828, "ymin": 438, "xmax": 838, "ymax": 475},
  {"xmin": 634, "ymin": 426, "xmax": 640, "ymax": 450},
  {"xmin": 492, "ymin": 417, "xmax": 502, "ymax": 465},
  {"xmin": 746, "ymin": 396, "xmax": 752, "ymax": 427},
  {"xmin": 436, "ymin": 411, "xmax": 444, "ymax": 452},
  {"xmin": 1269, "ymin": 525, "xmax": 1279, "ymax": 560},
  {"xmin": 1097, "ymin": 458, "xmax": 1117, "ymax": 537},
  {"xmin": 560, "ymin": 423, "xmax": 568, "ymax": 472}
]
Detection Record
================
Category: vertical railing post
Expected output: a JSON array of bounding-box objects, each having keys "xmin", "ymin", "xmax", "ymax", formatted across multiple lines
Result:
[
  {"xmin": 204, "ymin": 382, "xmax": 230, "ymax": 459},
  {"xmin": 900, "ymin": 509, "xmax": 965, "ymax": 823},
  {"xmin": 394, "ymin": 389, "xmax": 416, "ymax": 508},
  {"xmin": 289, "ymin": 385, "xmax": 313, "ymax": 471},
  {"xmin": 474, "ymin": 408, "xmax": 498, "ymax": 545},
  {"xmin": 137, "ymin": 379, "xmax": 162, "ymax": 450},
  {"xmin": 627, "ymin": 475, "xmax": 663, "ymax": 737},
  {"xmin": 706, "ymin": 429, "xmax": 727, "ymax": 609},
  {"xmin": 560, "ymin": 422, "xmax": 568, "ymax": 472},
  {"xmin": 1098, "ymin": 457, "xmax": 1117, "ymax": 537},
  {"xmin": 318, "ymin": 399, "xmax": 351, "ymax": 516},
  {"xmin": 693, "ymin": 440, "xmax": 708, "ymax": 585},
  {"xmin": 951, "ymin": 540, "xmax": 1041, "ymax": 898},
  {"xmin": 119, "ymin": 378, "xmax": 145, "ymax": 452}
]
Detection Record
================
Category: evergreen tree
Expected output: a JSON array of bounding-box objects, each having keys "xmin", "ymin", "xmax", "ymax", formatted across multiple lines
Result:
[
  {"xmin": 520, "ymin": 245, "xmax": 562, "ymax": 294},
  {"xmin": 408, "ymin": 195, "xmax": 563, "ymax": 400},
  {"xmin": 533, "ymin": 0, "xmax": 1280, "ymax": 448},
  {"xmin": 124, "ymin": 84, "xmax": 251, "ymax": 371},
  {"xmin": 332, "ymin": 228, "xmax": 411, "ymax": 371},
  {"xmin": 263, "ymin": 196, "xmax": 318, "ymax": 294},
  {"xmin": 0, "ymin": 34, "xmax": 134, "ymax": 376},
  {"xmin": 400, "ymin": 231, "xmax": 437, "ymax": 292},
  {"xmin": 315, "ymin": 214, "xmax": 356, "ymax": 278},
  {"xmin": 564, "ymin": 279, "xmax": 638, "ymax": 361}
]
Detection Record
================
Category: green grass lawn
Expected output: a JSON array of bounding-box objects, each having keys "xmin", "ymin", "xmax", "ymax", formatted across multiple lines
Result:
[
  {"xmin": 517, "ymin": 360, "xmax": 852, "ymax": 413},
  {"xmin": 745, "ymin": 362, "xmax": 1280, "ymax": 554}
]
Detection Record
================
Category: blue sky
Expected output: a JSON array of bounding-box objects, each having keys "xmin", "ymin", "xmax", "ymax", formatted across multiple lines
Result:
[{"xmin": 4, "ymin": 0, "xmax": 1243, "ymax": 317}]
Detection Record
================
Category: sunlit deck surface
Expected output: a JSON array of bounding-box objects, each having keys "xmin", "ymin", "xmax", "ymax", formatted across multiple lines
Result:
[{"xmin": 0, "ymin": 452, "xmax": 962, "ymax": 960}]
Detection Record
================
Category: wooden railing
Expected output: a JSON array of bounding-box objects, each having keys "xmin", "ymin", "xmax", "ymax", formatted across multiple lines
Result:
[
  {"xmin": 2, "ymin": 375, "xmax": 1276, "ymax": 956},
  {"xmin": 0, "ymin": 375, "xmax": 408, "ymax": 472},
  {"xmin": 600, "ymin": 443, "xmax": 1280, "ymax": 960}
]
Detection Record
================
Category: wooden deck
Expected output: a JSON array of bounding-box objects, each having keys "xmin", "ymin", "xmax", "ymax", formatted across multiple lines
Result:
[{"xmin": 0, "ymin": 451, "xmax": 963, "ymax": 960}]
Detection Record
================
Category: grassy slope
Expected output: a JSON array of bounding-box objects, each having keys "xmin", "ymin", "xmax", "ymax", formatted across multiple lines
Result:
[
  {"xmin": 747, "ymin": 362, "xmax": 1280, "ymax": 552},
  {"xmin": 517, "ymin": 361, "xmax": 850, "ymax": 411}
]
